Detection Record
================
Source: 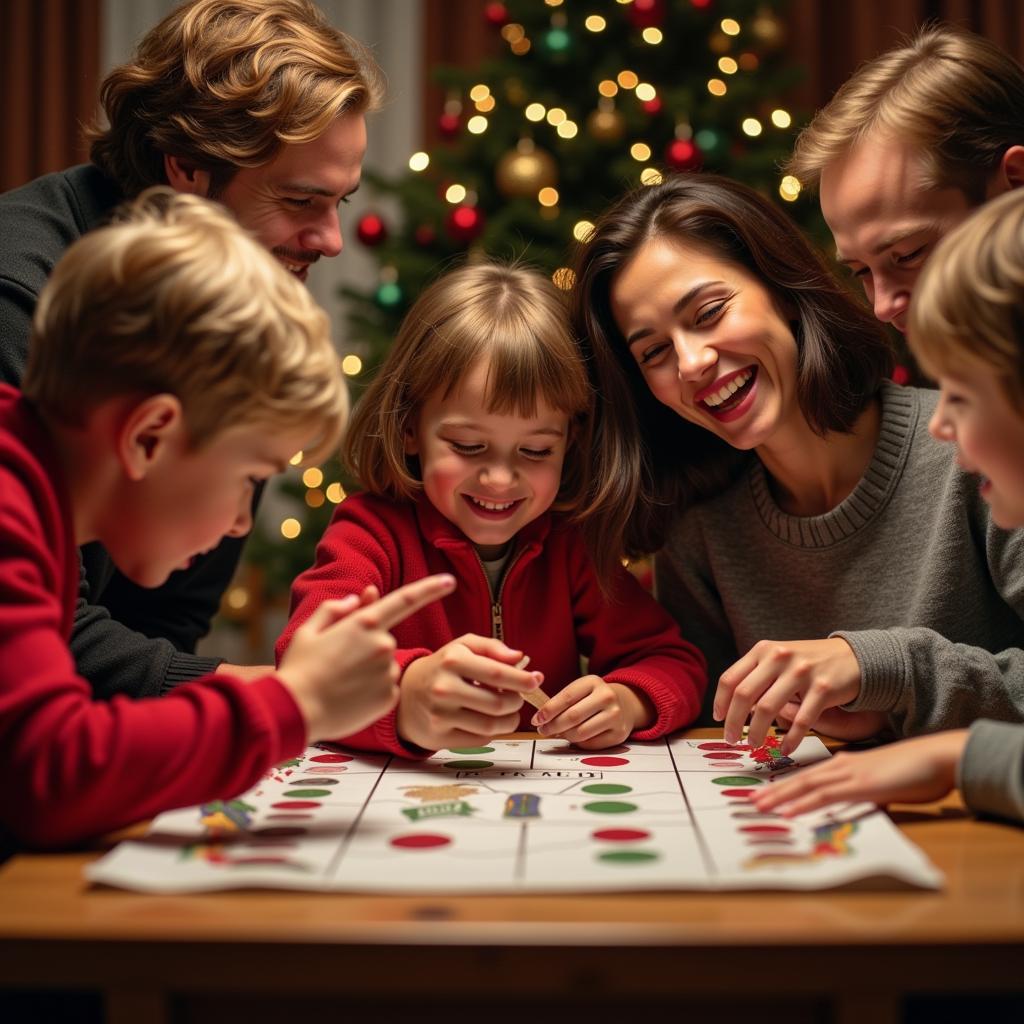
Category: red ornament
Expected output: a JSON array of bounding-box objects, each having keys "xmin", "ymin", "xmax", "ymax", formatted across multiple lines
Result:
[
  {"xmin": 690, "ymin": 0, "xmax": 712, "ymax": 9},
  {"xmin": 484, "ymin": 2, "xmax": 508, "ymax": 28},
  {"xmin": 413, "ymin": 223, "xmax": 437, "ymax": 248},
  {"xmin": 356, "ymin": 212, "xmax": 387, "ymax": 247},
  {"xmin": 891, "ymin": 365, "xmax": 912, "ymax": 386},
  {"xmin": 642, "ymin": 96, "xmax": 663, "ymax": 116},
  {"xmin": 665, "ymin": 138, "xmax": 702, "ymax": 171},
  {"xmin": 438, "ymin": 111, "xmax": 461, "ymax": 140},
  {"xmin": 629, "ymin": 0, "xmax": 666, "ymax": 29},
  {"xmin": 446, "ymin": 205, "xmax": 485, "ymax": 244}
]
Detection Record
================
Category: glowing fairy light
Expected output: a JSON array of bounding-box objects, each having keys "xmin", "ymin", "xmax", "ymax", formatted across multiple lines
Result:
[
  {"xmin": 779, "ymin": 175, "xmax": 802, "ymax": 202},
  {"xmin": 573, "ymin": 220, "xmax": 595, "ymax": 242}
]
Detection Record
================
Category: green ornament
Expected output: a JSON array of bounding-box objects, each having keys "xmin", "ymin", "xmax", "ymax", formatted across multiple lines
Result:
[
  {"xmin": 695, "ymin": 128, "xmax": 722, "ymax": 154},
  {"xmin": 543, "ymin": 27, "xmax": 571, "ymax": 56},
  {"xmin": 375, "ymin": 281, "xmax": 403, "ymax": 309}
]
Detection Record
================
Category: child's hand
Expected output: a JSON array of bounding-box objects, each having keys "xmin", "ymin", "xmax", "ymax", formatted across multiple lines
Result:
[
  {"xmin": 713, "ymin": 637, "xmax": 862, "ymax": 753},
  {"xmin": 278, "ymin": 574, "xmax": 456, "ymax": 742},
  {"xmin": 531, "ymin": 675, "xmax": 652, "ymax": 749},
  {"xmin": 397, "ymin": 634, "xmax": 544, "ymax": 751},
  {"xmin": 753, "ymin": 730, "xmax": 970, "ymax": 817}
]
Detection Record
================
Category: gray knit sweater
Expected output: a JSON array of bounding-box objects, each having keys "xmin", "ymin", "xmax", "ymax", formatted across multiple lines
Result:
[
  {"xmin": 959, "ymin": 720, "xmax": 1024, "ymax": 824},
  {"xmin": 656, "ymin": 381, "xmax": 1024, "ymax": 735}
]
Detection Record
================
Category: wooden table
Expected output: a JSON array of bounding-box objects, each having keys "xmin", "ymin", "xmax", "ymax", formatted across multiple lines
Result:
[{"xmin": 1, "ymin": 730, "xmax": 1022, "ymax": 1024}]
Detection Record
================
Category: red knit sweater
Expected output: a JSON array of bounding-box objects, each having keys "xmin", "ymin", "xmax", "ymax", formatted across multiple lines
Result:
[
  {"xmin": 277, "ymin": 493, "xmax": 706, "ymax": 755},
  {"xmin": 0, "ymin": 385, "xmax": 305, "ymax": 849}
]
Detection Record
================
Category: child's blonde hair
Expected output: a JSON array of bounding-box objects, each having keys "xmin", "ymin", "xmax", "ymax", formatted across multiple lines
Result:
[
  {"xmin": 909, "ymin": 189, "xmax": 1024, "ymax": 411},
  {"xmin": 23, "ymin": 188, "xmax": 348, "ymax": 463},
  {"xmin": 346, "ymin": 259, "xmax": 592, "ymax": 511},
  {"xmin": 788, "ymin": 25, "xmax": 1024, "ymax": 202}
]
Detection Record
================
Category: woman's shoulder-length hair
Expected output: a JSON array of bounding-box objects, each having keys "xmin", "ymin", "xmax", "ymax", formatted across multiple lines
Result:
[{"xmin": 570, "ymin": 173, "xmax": 892, "ymax": 558}]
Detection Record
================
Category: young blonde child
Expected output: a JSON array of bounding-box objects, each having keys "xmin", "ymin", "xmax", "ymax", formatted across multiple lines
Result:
[
  {"xmin": 757, "ymin": 188, "xmax": 1024, "ymax": 824},
  {"xmin": 0, "ymin": 189, "xmax": 453, "ymax": 849},
  {"xmin": 277, "ymin": 260, "xmax": 706, "ymax": 755}
]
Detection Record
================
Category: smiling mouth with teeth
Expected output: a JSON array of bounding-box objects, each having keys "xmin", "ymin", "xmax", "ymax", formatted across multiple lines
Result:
[
  {"xmin": 278, "ymin": 259, "xmax": 308, "ymax": 278},
  {"xmin": 701, "ymin": 367, "xmax": 755, "ymax": 411},
  {"xmin": 468, "ymin": 495, "xmax": 520, "ymax": 512}
]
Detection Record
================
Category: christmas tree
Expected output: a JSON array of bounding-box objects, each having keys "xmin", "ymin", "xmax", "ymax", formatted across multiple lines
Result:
[{"xmin": 245, "ymin": 0, "xmax": 813, "ymax": 603}]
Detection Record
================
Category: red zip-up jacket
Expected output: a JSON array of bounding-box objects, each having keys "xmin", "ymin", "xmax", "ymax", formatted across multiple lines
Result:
[
  {"xmin": 0, "ymin": 385, "xmax": 305, "ymax": 849},
  {"xmin": 277, "ymin": 493, "xmax": 706, "ymax": 756}
]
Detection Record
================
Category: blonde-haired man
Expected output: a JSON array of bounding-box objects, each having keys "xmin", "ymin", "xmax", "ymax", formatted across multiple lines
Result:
[
  {"xmin": 0, "ymin": 189, "xmax": 452, "ymax": 849},
  {"xmin": 788, "ymin": 24, "xmax": 1024, "ymax": 333},
  {"xmin": 0, "ymin": 0, "xmax": 383, "ymax": 701}
]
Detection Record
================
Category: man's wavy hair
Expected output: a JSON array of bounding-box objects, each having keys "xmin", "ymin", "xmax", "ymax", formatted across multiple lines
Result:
[
  {"xmin": 88, "ymin": 0, "xmax": 384, "ymax": 196},
  {"xmin": 788, "ymin": 24, "xmax": 1024, "ymax": 202},
  {"xmin": 570, "ymin": 174, "xmax": 892, "ymax": 561}
]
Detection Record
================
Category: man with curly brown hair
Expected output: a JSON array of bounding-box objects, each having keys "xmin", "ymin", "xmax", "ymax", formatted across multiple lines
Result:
[{"xmin": 0, "ymin": 0, "xmax": 383, "ymax": 701}]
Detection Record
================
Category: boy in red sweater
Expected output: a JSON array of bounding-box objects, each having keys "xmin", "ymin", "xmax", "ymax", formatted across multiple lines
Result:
[{"xmin": 0, "ymin": 189, "xmax": 453, "ymax": 850}]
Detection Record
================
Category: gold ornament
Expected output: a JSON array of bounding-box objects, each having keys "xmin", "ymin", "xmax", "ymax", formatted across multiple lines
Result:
[
  {"xmin": 751, "ymin": 8, "xmax": 785, "ymax": 51},
  {"xmin": 495, "ymin": 138, "xmax": 558, "ymax": 198},
  {"xmin": 586, "ymin": 99, "xmax": 626, "ymax": 143}
]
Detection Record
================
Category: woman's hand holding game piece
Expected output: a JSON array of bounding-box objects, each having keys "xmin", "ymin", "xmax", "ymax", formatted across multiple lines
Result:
[{"xmin": 714, "ymin": 637, "xmax": 863, "ymax": 753}]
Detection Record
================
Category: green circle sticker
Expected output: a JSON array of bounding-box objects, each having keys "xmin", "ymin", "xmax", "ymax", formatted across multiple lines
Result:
[
  {"xmin": 711, "ymin": 776, "xmax": 763, "ymax": 786},
  {"xmin": 598, "ymin": 850, "xmax": 660, "ymax": 864},
  {"xmin": 282, "ymin": 788, "xmax": 333, "ymax": 798},
  {"xmin": 583, "ymin": 800, "xmax": 638, "ymax": 814},
  {"xmin": 582, "ymin": 783, "xmax": 633, "ymax": 795},
  {"xmin": 444, "ymin": 759, "xmax": 494, "ymax": 770},
  {"xmin": 447, "ymin": 747, "xmax": 495, "ymax": 755}
]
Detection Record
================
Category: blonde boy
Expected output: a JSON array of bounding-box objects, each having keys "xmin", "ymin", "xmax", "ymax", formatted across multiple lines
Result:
[
  {"xmin": 0, "ymin": 189, "xmax": 452, "ymax": 849},
  {"xmin": 757, "ymin": 190, "xmax": 1024, "ymax": 824}
]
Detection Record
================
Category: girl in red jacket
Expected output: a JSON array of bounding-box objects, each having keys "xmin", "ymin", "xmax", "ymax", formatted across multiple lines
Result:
[{"xmin": 277, "ymin": 260, "xmax": 706, "ymax": 756}]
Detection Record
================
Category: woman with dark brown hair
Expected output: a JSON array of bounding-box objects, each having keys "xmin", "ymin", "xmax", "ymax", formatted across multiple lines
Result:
[{"xmin": 571, "ymin": 174, "xmax": 1024, "ymax": 752}]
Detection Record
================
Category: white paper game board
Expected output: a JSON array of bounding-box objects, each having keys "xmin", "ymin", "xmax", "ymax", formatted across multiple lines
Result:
[{"xmin": 86, "ymin": 736, "xmax": 943, "ymax": 893}]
